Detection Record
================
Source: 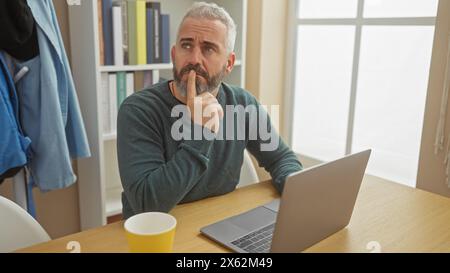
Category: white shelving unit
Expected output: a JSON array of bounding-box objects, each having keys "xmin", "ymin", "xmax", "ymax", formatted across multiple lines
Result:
[{"xmin": 68, "ymin": 0, "xmax": 247, "ymax": 229}]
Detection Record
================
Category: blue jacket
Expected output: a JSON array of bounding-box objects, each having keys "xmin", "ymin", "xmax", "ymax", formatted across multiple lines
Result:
[
  {"xmin": 0, "ymin": 53, "xmax": 31, "ymax": 178},
  {"xmin": 12, "ymin": 0, "xmax": 91, "ymax": 191}
]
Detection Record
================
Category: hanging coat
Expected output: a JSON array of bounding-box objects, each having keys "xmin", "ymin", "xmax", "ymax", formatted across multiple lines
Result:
[
  {"xmin": 0, "ymin": 52, "xmax": 31, "ymax": 183},
  {"xmin": 12, "ymin": 0, "xmax": 91, "ymax": 191}
]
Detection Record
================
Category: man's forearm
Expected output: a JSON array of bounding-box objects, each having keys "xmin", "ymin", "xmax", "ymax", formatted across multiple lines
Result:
[
  {"xmin": 119, "ymin": 139, "xmax": 214, "ymax": 214},
  {"xmin": 268, "ymin": 147, "xmax": 303, "ymax": 193},
  {"xmin": 248, "ymin": 137, "xmax": 303, "ymax": 194}
]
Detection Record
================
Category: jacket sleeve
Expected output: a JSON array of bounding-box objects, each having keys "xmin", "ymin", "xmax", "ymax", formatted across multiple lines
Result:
[{"xmin": 117, "ymin": 103, "xmax": 214, "ymax": 214}]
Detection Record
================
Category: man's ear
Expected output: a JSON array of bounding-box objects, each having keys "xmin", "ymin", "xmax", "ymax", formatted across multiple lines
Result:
[
  {"xmin": 171, "ymin": 46, "xmax": 176, "ymax": 63},
  {"xmin": 226, "ymin": 52, "xmax": 236, "ymax": 73}
]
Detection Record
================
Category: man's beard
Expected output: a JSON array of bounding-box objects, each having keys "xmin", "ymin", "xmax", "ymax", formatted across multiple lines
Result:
[{"xmin": 173, "ymin": 62, "xmax": 227, "ymax": 97}]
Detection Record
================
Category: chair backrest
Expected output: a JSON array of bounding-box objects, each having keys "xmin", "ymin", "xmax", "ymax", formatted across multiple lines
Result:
[
  {"xmin": 237, "ymin": 150, "xmax": 260, "ymax": 188},
  {"xmin": 0, "ymin": 196, "xmax": 50, "ymax": 252}
]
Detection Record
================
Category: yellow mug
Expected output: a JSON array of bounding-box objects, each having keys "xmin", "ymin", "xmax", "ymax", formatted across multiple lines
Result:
[{"xmin": 124, "ymin": 212, "xmax": 177, "ymax": 253}]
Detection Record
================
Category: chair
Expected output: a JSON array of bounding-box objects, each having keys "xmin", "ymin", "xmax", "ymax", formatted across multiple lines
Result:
[
  {"xmin": 0, "ymin": 195, "xmax": 50, "ymax": 252},
  {"xmin": 237, "ymin": 150, "xmax": 260, "ymax": 188}
]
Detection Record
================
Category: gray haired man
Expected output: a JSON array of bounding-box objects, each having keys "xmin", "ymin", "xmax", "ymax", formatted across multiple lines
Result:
[{"xmin": 117, "ymin": 2, "xmax": 302, "ymax": 219}]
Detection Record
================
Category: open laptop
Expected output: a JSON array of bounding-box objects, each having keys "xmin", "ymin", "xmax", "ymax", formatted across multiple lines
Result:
[{"xmin": 200, "ymin": 149, "xmax": 371, "ymax": 253}]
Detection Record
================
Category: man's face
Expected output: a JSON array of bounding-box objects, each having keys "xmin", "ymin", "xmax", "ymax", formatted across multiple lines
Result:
[{"xmin": 172, "ymin": 17, "xmax": 235, "ymax": 96}]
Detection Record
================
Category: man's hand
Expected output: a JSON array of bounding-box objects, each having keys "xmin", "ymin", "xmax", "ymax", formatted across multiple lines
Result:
[{"xmin": 186, "ymin": 70, "xmax": 224, "ymax": 133}]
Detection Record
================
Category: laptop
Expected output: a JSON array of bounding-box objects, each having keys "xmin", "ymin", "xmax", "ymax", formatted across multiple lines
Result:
[{"xmin": 200, "ymin": 149, "xmax": 371, "ymax": 253}]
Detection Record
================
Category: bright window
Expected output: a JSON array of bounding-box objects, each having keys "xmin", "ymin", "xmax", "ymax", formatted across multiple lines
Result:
[{"xmin": 289, "ymin": 0, "xmax": 438, "ymax": 187}]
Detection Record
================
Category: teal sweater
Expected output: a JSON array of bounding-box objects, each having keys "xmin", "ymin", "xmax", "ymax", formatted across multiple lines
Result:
[{"xmin": 117, "ymin": 81, "xmax": 302, "ymax": 219}]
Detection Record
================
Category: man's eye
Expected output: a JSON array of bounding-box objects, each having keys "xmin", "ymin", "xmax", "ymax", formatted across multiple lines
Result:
[
  {"xmin": 181, "ymin": 43, "xmax": 191, "ymax": 49},
  {"xmin": 204, "ymin": 46, "xmax": 215, "ymax": 53}
]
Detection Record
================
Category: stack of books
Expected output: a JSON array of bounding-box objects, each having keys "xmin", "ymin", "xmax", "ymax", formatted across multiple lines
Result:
[
  {"xmin": 101, "ymin": 71, "xmax": 154, "ymax": 134},
  {"xmin": 99, "ymin": 0, "xmax": 171, "ymax": 66}
]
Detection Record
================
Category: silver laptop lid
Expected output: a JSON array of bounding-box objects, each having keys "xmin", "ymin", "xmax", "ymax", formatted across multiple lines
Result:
[{"xmin": 270, "ymin": 149, "xmax": 371, "ymax": 253}]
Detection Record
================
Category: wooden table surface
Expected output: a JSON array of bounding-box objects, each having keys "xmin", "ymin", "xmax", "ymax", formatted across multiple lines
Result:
[{"xmin": 17, "ymin": 177, "xmax": 450, "ymax": 253}]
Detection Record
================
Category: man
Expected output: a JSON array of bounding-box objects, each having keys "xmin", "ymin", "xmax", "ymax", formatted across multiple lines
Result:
[{"xmin": 117, "ymin": 2, "xmax": 302, "ymax": 219}]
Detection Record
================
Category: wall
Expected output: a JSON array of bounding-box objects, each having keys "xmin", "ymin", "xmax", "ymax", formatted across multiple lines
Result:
[
  {"xmin": 245, "ymin": 0, "xmax": 289, "ymax": 180},
  {"xmin": 245, "ymin": 0, "xmax": 262, "ymax": 104},
  {"xmin": 246, "ymin": 0, "xmax": 288, "ymax": 135},
  {"xmin": 416, "ymin": 0, "xmax": 450, "ymax": 197},
  {"xmin": 0, "ymin": 0, "xmax": 81, "ymax": 239}
]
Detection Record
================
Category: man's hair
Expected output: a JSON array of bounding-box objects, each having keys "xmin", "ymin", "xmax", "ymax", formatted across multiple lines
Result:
[{"xmin": 179, "ymin": 2, "xmax": 237, "ymax": 53}]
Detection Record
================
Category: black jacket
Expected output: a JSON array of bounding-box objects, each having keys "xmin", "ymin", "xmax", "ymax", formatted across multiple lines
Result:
[{"xmin": 0, "ymin": 0, "xmax": 38, "ymax": 61}]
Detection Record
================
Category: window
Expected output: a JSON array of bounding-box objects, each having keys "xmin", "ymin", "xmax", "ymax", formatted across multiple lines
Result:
[{"xmin": 288, "ymin": 0, "xmax": 438, "ymax": 187}]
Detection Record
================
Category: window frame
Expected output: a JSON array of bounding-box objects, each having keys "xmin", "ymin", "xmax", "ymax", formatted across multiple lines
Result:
[{"xmin": 284, "ymin": 0, "xmax": 437, "ymax": 158}]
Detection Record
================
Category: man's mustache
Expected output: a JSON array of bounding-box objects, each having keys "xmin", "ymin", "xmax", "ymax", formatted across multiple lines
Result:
[{"xmin": 178, "ymin": 64, "xmax": 209, "ymax": 80}]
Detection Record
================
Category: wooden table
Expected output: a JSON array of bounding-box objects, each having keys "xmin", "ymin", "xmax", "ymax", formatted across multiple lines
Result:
[{"xmin": 17, "ymin": 177, "xmax": 450, "ymax": 253}]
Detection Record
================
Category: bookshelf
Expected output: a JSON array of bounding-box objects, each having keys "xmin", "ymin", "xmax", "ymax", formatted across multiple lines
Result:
[{"xmin": 68, "ymin": 0, "xmax": 247, "ymax": 229}]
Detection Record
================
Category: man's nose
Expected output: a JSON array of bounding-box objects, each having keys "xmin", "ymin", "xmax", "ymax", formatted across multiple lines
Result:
[{"xmin": 187, "ymin": 47, "xmax": 202, "ymax": 65}]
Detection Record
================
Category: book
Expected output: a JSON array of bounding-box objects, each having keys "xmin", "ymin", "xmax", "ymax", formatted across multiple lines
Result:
[
  {"xmin": 121, "ymin": 1, "xmax": 129, "ymax": 65},
  {"xmin": 116, "ymin": 72, "xmax": 127, "ymax": 108},
  {"xmin": 112, "ymin": 4, "xmax": 124, "ymax": 66},
  {"xmin": 126, "ymin": 73, "xmax": 134, "ymax": 97},
  {"xmin": 128, "ymin": 0, "xmax": 147, "ymax": 65},
  {"xmin": 136, "ymin": 0, "xmax": 147, "ymax": 65},
  {"xmin": 147, "ymin": 2, "xmax": 161, "ymax": 63},
  {"xmin": 98, "ymin": 0, "xmax": 105, "ymax": 65},
  {"xmin": 102, "ymin": 0, "xmax": 114, "ymax": 65},
  {"xmin": 143, "ymin": 71, "xmax": 153, "ymax": 88},
  {"xmin": 160, "ymin": 14, "xmax": 170, "ymax": 63},
  {"xmin": 134, "ymin": 71, "xmax": 144, "ymax": 92},
  {"xmin": 101, "ymin": 73, "xmax": 110, "ymax": 133},
  {"xmin": 146, "ymin": 5, "xmax": 154, "ymax": 64},
  {"xmin": 108, "ymin": 73, "xmax": 117, "ymax": 132},
  {"xmin": 127, "ymin": 0, "xmax": 137, "ymax": 65},
  {"xmin": 152, "ymin": 70, "xmax": 159, "ymax": 85}
]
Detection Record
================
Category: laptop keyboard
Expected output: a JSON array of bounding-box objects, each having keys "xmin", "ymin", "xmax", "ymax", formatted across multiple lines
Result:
[{"xmin": 230, "ymin": 223, "xmax": 275, "ymax": 253}]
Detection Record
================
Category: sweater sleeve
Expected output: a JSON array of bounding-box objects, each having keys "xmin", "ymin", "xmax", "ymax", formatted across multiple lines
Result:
[
  {"xmin": 246, "ymin": 99, "xmax": 303, "ymax": 194},
  {"xmin": 117, "ymin": 103, "xmax": 214, "ymax": 214}
]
